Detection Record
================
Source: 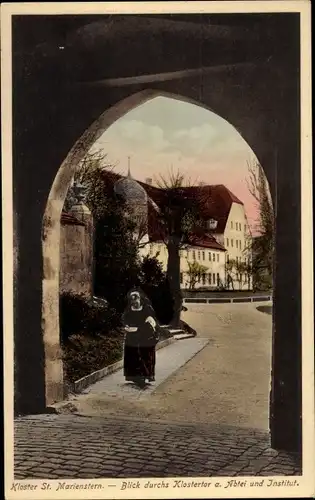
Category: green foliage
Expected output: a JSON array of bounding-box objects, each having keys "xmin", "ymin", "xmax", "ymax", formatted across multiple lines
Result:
[
  {"xmin": 186, "ymin": 260, "xmax": 209, "ymax": 290},
  {"xmin": 139, "ymin": 255, "xmax": 165, "ymax": 285},
  {"xmin": 139, "ymin": 255, "xmax": 174, "ymax": 325},
  {"xmin": 93, "ymin": 190, "xmax": 141, "ymax": 313},
  {"xmin": 59, "ymin": 292, "xmax": 119, "ymax": 343},
  {"xmin": 63, "ymin": 334, "xmax": 124, "ymax": 384}
]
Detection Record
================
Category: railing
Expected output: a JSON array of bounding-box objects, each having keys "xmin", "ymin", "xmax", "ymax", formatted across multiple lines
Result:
[{"xmin": 183, "ymin": 295, "xmax": 272, "ymax": 304}]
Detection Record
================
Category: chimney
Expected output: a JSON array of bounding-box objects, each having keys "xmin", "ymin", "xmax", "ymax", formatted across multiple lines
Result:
[{"xmin": 145, "ymin": 177, "xmax": 153, "ymax": 186}]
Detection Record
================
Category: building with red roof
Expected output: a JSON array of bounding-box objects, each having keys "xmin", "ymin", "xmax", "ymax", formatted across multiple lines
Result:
[{"xmin": 98, "ymin": 170, "xmax": 252, "ymax": 290}]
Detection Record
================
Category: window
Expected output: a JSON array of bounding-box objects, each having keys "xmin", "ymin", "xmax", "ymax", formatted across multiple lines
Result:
[
  {"xmin": 231, "ymin": 239, "xmax": 234, "ymax": 247},
  {"xmin": 236, "ymin": 240, "xmax": 239, "ymax": 249},
  {"xmin": 227, "ymin": 254, "xmax": 229, "ymax": 263},
  {"xmin": 236, "ymin": 256, "xmax": 238, "ymax": 263},
  {"xmin": 180, "ymin": 273, "xmax": 183, "ymax": 284},
  {"xmin": 231, "ymin": 221, "xmax": 233, "ymax": 229},
  {"xmin": 239, "ymin": 223, "xmax": 242, "ymax": 231},
  {"xmin": 240, "ymin": 240, "xmax": 242, "ymax": 250},
  {"xmin": 202, "ymin": 251, "xmax": 205, "ymax": 261},
  {"xmin": 217, "ymin": 273, "xmax": 220, "ymax": 285},
  {"xmin": 186, "ymin": 250, "xmax": 190, "ymax": 258},
  {"xmin": 198, "ymin": 251, "xmax": 201, "ymax": 260},
  {"xmin": 213, "ymin": 253, "xmax": 215, "ymax": 261},
  {"xmin": 244, "ymin": 224, "xmax": 247, "ymax": 232},
  {"xmin": 226, "ymin": 238, "xmax": 229, "ymax": 247},
  {"xmin": 236, "ymin": 222, "xmax": 238, "ymax": 230},
  {"xmin": 209, "ymin": 273, "xmax": 212, "ymax": 285},
  {"xmin": 208, "ymin": 252, "xmax": 211, "ymax": 261},
  {"xmin": 202, "ymin": 274, "xmax": 206, "ymax": 285},
  {"xmin": 213, "ymin": 273, "xmax": 215, "ymax": 284},
  {"xmin": 217, "ymin": 254, "xmax": 219, "ymax": 262},
  {"xmin": 193, "ymin": 250, "xmax": 196, "ymax": 260}
]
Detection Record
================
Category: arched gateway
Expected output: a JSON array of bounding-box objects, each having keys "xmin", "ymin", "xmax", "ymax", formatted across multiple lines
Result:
[{"xmin": 12, "ymin": 14, "xmax": 301, "ymax": 452}]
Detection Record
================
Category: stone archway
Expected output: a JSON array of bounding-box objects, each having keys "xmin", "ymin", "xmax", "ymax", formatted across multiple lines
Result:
[{"xmin": 12, "ymin": 13, "xmax": 302, "ymax": 452}]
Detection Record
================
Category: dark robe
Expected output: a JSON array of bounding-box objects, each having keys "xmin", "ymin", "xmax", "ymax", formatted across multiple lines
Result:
[{"xmin": 122, "ymin": 305, "xmax": 159, "ymax": 382}]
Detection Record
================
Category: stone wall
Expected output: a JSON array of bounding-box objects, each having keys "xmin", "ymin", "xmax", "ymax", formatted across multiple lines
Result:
[{"xmin": 59, "ymin": 207, "xmax": 94, "ymax": 297}]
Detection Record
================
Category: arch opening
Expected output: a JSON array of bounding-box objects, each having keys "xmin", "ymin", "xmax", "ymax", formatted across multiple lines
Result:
[{"xmin": 42, "ymin": 90, "xmax": 274, "ymax": 435}]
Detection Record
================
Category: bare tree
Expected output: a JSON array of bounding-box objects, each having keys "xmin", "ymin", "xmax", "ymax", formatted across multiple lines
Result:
[
  {"xmin": 63, "ymin": 149, "xmax": 116, "ymax": 216},
  {"xmin": 245, "ymin": 159, "xmax": 274, "ymax": 290},
  {"xmin": 186, "ymin": 260, "xmax": 209, "ymax": 291},
  {"xmin": 225, "ymin": 258, "xmax": 250, "ymax": 290}
]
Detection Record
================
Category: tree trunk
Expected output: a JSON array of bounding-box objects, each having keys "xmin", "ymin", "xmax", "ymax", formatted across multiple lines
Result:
[{"xmin": 167, "ymin": 239, "xmax": 182, "ymax": 327}]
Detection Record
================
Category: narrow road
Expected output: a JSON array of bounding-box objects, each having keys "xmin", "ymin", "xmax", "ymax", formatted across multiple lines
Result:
[{"xmin": 71, "ymin": 303, "xmax": 272, "ymax": 430}]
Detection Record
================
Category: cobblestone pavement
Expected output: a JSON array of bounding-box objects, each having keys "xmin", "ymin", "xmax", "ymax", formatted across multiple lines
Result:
[{"xmin": 14, "ymin": 414, "xmax": 301, "ymax": 479}]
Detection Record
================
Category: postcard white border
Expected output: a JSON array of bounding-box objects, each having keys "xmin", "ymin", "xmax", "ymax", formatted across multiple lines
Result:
[{"xmin": 2, "ymin": 2, "xmax": 314, "ymax": 499}]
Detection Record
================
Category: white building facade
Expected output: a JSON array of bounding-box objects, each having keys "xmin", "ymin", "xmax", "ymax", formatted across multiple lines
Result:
[
  {"xmin": 140, "ymin": 240, "xmax": 226, "ymax": 290},
  {"xmin": 214, "ymin": 201, "xmax": 252, "ymax": 290},
  {"xmin": 112, "ymin": 171, "xmax": 252, "ymax": 291}
]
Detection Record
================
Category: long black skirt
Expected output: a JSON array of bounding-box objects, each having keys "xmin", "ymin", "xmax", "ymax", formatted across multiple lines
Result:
[{"xmin": 123, "ymin": 345, "xmax": 156, "ymax": 381}]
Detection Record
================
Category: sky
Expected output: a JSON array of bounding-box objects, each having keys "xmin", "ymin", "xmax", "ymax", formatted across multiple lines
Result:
[{"xmin": 91, "ymin": 96, "xmax": 260, "ymax": 229}]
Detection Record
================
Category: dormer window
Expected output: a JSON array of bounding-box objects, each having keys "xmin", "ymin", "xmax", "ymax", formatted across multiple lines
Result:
[{"xmin": 207, "ymin": 218, "xmax": 218, "ymax": 230}]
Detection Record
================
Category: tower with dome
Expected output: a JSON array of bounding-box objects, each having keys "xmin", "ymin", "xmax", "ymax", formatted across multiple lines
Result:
[{"xmin": 114, "ymin": 158, "xmax": 149, "ymax": 246}]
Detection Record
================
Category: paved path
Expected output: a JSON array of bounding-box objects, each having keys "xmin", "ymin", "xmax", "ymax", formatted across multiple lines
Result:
[
  {"xmin": 81, "ymin": 338, "xmax": 209, "ymax": 400},
  {"xmin": 14, "ymin": 414, "xmax": 301, "ymax": 479},
  {"xmin": 71, "ymin": 303, "xmax": 272, "ymax": 430}
]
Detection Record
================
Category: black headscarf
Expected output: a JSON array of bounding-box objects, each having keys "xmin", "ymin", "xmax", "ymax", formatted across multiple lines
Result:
[{"xmin": 125, "ymin": 287, "xmax": 155, "ymax": 316}]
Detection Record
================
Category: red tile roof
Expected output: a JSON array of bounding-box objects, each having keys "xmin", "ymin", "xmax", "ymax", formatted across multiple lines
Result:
[
  {"xmin": 187, "ymin": 233, "xmax": 226, "ymax": 251},
  {"xmin": 177, "ymin": 184, "xmax": 243, "ymax": 234},
  {"xmin": 100, "ymin": 170, "xmax": 242, "ymax": 241},
  {"xmin": 61, "ymin": 212, "xmax": 85, "ymax": 226}
]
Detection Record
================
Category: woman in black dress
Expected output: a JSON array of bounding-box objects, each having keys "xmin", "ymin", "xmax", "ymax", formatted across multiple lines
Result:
[{"xmin": 122, "ymin": 289, "xmax": 159, "ymax": 388}]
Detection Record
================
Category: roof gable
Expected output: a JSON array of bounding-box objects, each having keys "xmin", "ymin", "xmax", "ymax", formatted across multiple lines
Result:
[{"xmin": 99, "ymin": 170, "xmax": 243, "ymax": 235}]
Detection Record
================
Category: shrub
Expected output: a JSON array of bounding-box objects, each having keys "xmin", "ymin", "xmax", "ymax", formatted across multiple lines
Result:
[
  {"xmin": 93, "ymin": 191, "xmax": 141, "ymax": 314},
  {"xmin": 137, "ymin": 255, "xmax": 174, "ymax": 325},
  {"xmin": 59, "ymin": 292, "xmax": 120, "ymax": 343},
  {"xmin": 63, "ymin": 333, "xmax": 124, "ymax": 383},
  {"xmin": 142, "ymin": 279, "xmax": 174, "ymax": 326}
]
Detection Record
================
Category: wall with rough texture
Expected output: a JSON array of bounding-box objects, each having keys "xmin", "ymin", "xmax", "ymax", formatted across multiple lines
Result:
[{"xmin": 59, "ymin": 220, "xmax": 94, "ymax": 297}]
